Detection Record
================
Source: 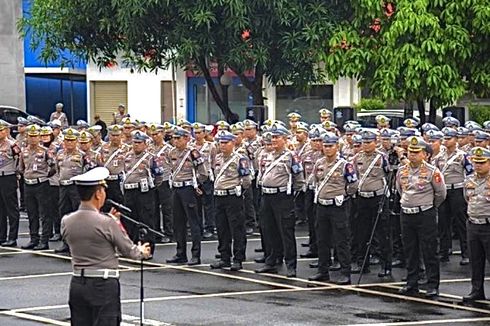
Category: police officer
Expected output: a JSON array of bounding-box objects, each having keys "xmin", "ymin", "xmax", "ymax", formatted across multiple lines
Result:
[
  {"xmin": 352, "ymin": 130, "xmax": 391, "ymax": 276},
  {"xmin": 0, "ymin": 120, "xmax": 21, "ymax": 247},
  {"xmin": 439, "ymin": 127, "xmax": 474, "ymax": 264},
  {"xmin": 308, "ymin": 132, "xmax": 358, "ymax": 284},
  {"xmin": 112, "ymin": 103, "xmax": 129, "ymax": 125},
  {"xmin": 98, "ymin": 125, "xmax": 129, "ymax": 212},
  {"xmin": 55, "ymin": 128, "xmax": 96, "ymax": 253},
  {"xmin": 319, "ymin": 108, "xmax": 332, "ymax": 123},
  {"xmin": 88, "ymin": 125, "xmax": 104, "ymax": 153},
  {"xmin": 148, "ymin": 123, "xmax": 173, "ymax": 243},
  {"xmin": 396, "ymin": 136, "xmax": 447, "ymax": 297},
  {"xmin": 121, "ymin": 118, "xmax": 136, "ymax": 145},
  {"xmin": 49, "ymin": 103, "xmax": 69, "ymax": 128},
  {"xmin": 463, "ymin": 147, "xmax": 490, "ymax": 301},
  {"xmin": 19, "ymin": 125, "xmax": 55, "ymax": 250},
  {"xmin": 62, "ymin": 167, "xmax": 151, "ymax": 326},
  {"xmin": 255, "ymin": 124, "xmax": 305, "ymax": 278},
  {"xmin": 122, "ymin": 130, "xmax": 161, "ymax": 255},
  {"xmin": 210, "ymin": 131, "xmax": 252, "ymax": 271},
  {"xmin": 243, "ymin": 119, "xmax": 262, "ymax": 232},
  {"xmin": 166, "ymin": 127, "xmax": 208, "ymax": 265}
]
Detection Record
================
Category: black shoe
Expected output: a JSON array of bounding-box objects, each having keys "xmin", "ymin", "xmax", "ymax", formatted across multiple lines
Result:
[
  {"xmin": 210, "ymin": 260, "xmax": 231, "ymax": 269},
  {"xmin": 329, "ymin": 262, "xmax": 341, "ymax": 271},
  {"xmin": 254, "ymin": 248, "xmax": 264, "ymax": 253},
  {"xmin": 166, "ymin": 256, "xmax": 188, "ymax": 264},
  {"xmin": 54, "ymin": 243, "xmax": 70, "ymax": 253},
  {"xmin": 335, "ymin": 275, "xmax": 351, "ymax": 285},
  {"xmin": 215, "ymin": 253, "xmax": 222, "ymax": 259},
  {"xmin": 378, "ymin": 269, "xmax": 392, "ymax": 278},
  {"xmin": 308, "ymin": 273, "xmax": 330, "ymax": 282},
  {"xmin": 425, "ymin": 288, "xmax": 439, "ymax": 298},
  {"xmin": 463, "ymin": 292, "xmax": 485, "ymax": 302},
  {"xmin": 300, "ymin": 251, "xmax": 318, "ymax": 258},
  {"xmin": 439, "ymin": 256, "xmax": 449, "ymax": 262},
  {"xmin": 369, "ymin": 256, "xmax": 380, "ymax": 265},
  {"xmin": 399, "ymin": 286, "xmax": 419, "ymax": 296},
  {"xmin": 255, "ymin": 265, "xmax": 278, "ymax": 274},
  {"xmin": 156, "ymin": 236, "xmax": 171, "ymax": 244},
  {"xmin": 21, "ymin": 242, "xmax": 39, "ymax": 250},
  {"xmin": 230, "ymin": 262, "xmax": 243, "ymax": 271},
  {"xmin": 33, "ymin": 243, "xmax": 49, "ymax": 251},
  {"xmin": 1, "ymin": 240, "xmax": 17, "ymax": 247},
  {"xmin": 254, "ymin": 256, "xmax": 266, "ymax": 264},
  {"xmin": 246, "ymin": 227, "xmax": 254, "ymax": 235},
  {"xmin": 286, "ymin": 267, "xmax": 296, "ymax": 278},
  {"xmin": 460, "ymin": 258, "xmax": 470, "ymax": 266},
  {"xmin": 301, "ymin": 242, "xmax": 310, "ymax": 248},
  {"xmin": 309, "ymin": 261, "xmax": 319, "ymax": 268},
  {"xmin": 187, "ymin": 257, "xmax": 201, "ymax": 266},
  {"xmin": 295, "ymin": 219, "xmax": 307, "ymax": 226},
  {"xmin": 351, "ymin": 265, "xmax": 370, "ymax": 274},
  {"xmin": 203, "ymin": 231, "xmax": 215, "ymax": 240},
  {"xmin": 49, "ymin": 234, "xmax": 62, "ymax": 242},
  {"xmin": 391, "ymin": 259, "xmax": 405, "ymax": 268}
]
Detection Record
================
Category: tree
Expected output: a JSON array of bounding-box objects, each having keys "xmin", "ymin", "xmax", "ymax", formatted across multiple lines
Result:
[
  {"xmin": 322, "ymin": 0, "xmax": 490, "ymax": 124},
  {"xmin": 20, "ymin": 0, "xmax": 347, "ymax": 122}
]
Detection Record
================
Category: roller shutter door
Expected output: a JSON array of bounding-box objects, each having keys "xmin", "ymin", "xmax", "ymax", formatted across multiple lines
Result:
[{"xmin": 92, "ymin": 81, "xmax": 127, "ymax": 124}]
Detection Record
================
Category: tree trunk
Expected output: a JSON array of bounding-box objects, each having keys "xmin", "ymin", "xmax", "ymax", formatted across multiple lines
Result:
[
  {"xmin": 428, "ymin": 101, "xmax": 437, "ymax": 123},
  {"xmin": 233, "ymin": 64, "xmax": 265, "ymax": 106},
  {"xmin": 417, "ymin": 99, "xmax": 426, "ymax": 126}
]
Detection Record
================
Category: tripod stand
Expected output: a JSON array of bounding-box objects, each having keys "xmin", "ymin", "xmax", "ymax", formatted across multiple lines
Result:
[{"xmin": 357, "ymin": 168, "xmax": 396, "ymax": 285}]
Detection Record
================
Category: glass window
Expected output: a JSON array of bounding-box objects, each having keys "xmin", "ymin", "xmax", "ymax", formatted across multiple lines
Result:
[{"xmin": 275, "ymin": 85, "xmax": 333, "ymax": 124}]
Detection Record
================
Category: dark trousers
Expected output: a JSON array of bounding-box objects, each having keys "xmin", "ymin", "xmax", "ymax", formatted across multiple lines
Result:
[
  {"xmin": 0, "ymin": 175, "xmax": 19, "ymax": 242},
  {"xmin": 243, "ymin": 186, "xmax": 256, "ymax": 228},
  {"xmin": 102, "ymin": 180, "xmax": 124, "ymax": 213},
  {"xmin": 255, "ymin": 184, "xmax": 267, "ymax": 256},
  {"xmin": 305, "ymin": 190, "xmax": 317, "ymax": 253},
  {"xmin": 316, "ymin": 203, "xmax": 352, "ymax": 276},
  {"xmin": 295, "ymin": 191, "xmax": 307, "ymax": 222},
  {"xmin": 354, "ymin": 195, "xmax": 392, "ymax": 268},
  {"xmin": 59, "ymin": 184, "xmax": 81, "ymax": 218},
  {"xmin": 154, "ymin": 182, "xmax": 173, "ymax": 237},
  {"xmin": 215, "ymin": 195, "xmax": 247, "ymax": 262},
  {"xmin": 438, "ymin": 188, "xmax": 468, "ymax": 258},
  {"xmin": 173, "ymin": 186, "xmax": 202, "ymax": 259},
  {"xmin": 401, "ymin": 208, "xmax": 440, "ymax": 290},
  {"xmin": 467, "ymin": 222, "xmax": 490, "ymax": 296},
  {"xmin": 47, "ymin": 185, "xmax": 60, "ymax": 235},
  {"xmin": 261, "ymin": 192, "xmax": 296, "ymax": 269},
  {"xmin": 198, "ymin": 179, "xmax": 215, "ymax": 233},
  {"xmin": 123, "ymin": 188, "xmax": 155, "ymax": 253},
  {"xmin": 69, "ymin": 277, "xmax": 121, "ymax": 326},
  {"xmin": 25, "ymin": 181, "xmax": 50, "ymax": 244}
]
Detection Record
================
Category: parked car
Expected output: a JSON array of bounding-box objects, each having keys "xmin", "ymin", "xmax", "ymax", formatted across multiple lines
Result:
[
  {"xmin": 0, "ymin": 105, "xmax": 29, "ymax": 135},
  {"xmin": 356, "ymin": 109, "xmax": 443, "ymax": 129}
]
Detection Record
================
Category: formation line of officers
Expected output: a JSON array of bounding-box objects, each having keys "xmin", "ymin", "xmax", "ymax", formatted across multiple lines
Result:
[{"xmin": 1, "ymin": 107, "xmax": 490, "ymax": 307}]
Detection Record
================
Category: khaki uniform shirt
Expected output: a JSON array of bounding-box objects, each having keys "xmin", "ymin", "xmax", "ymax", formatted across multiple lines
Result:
[
  {"xmin": 464, "ymin": 173, "xmax": 490, "ymax": 220},
  {"xmin": 49, "ymin": 111, "xmax": 69, "ymax": 128},
  {"xmin": 313, "ymin": 157, "xmax": 359, "ymax": 199},
  {"xmin": 15, "ymin": 133, "xmax": 27, "ymax": 149},
  {"xmin": 214, "ymin": 152, "xmax": 252, "ymax": 190},
  {"xmin": 168, "ymin": 146, "xmax": 208, "ymax": 183},
  {"xmin": 151, "ymin": 142, "xmax": 173, "ymax": 186},
  {"xmin": 0, "ymin": 138, "xmax": 20, "ymax": 175},
  {"xmin": 260, "ymin": 149, "xmax": 305, "ymax": 191},
  {"xmin": 352, "ymin": 150, "xmax": 388, "ymax": 192},
  {"xmin": 61, "ymin": 203, "xmax": 142, "ymax": 270},
  {"xmin": 442, "ymin": 148, "xmax": 473, "ymax": 185},
  {"xmin": 19, "ymin": 145, "xmax": 53, "ymax": 180},
  {"xmin": 56, "ymin": 149, "xmax": 86, "ymax": 182},
  {"xmin": 301, "ymin": 147, "xmax": 323, "ymax": 188},
  {"xmin": 194, "ymin": 140, "xmax": 217, "ymax": 181},
  {"xmin": 123, "ymin": 150, "xmax": 155, "ymax": 185},
  {"xmin": 396, "ymin": 161, "xmax": 447, "ymax": 208},
  {"xmin": 99, "ymin": 143, "xmax": 130, "ymax": 177}
]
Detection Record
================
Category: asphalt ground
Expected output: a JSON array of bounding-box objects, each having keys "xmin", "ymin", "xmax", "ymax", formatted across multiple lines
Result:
[{"xmin": 1, "ymin": 214, "xmax": 490, "ymax": 326}]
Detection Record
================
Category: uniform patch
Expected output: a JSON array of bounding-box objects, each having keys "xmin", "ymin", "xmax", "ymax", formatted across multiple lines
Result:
[{"xmin": 434, "ymin": 172, "xmax": 442, "ymax": 184}]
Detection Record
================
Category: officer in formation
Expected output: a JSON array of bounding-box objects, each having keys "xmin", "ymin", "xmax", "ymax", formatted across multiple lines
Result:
[
  {"xmin": 2, "ymin": 107, "xmax": 490, "ymax": 299},
  {"xmin": 62, "ymin": 167, "xmax": 151, "ymax": 325}
]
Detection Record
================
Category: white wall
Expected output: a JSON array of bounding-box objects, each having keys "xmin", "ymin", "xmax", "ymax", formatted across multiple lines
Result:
[
  {"xmin": 333, "ymin": 77, "xmax": 361, "ymax": 108},
  {"xmin": 86, "ymin": 63, "xmax": 186, "ymax": 123}
]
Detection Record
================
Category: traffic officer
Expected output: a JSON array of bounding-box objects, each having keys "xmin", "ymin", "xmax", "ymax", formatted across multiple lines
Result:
[
  {"xmin": 55, "ymin": 128, "xmax": 97, "ymax": 253},
  {"xmin": 193, "ymin": 122, "xmax": 217, "ymax": 239},
  {"xmin": 439, "ymin": 127, "xmax": 474, "ymax": 264},
  {"xmin": 98, "ymin": 125, "xmax": 129, "ymax": 212},
  {"xmin": 148, "ymin": 123, "xmax": 173, "ymax": 243},
  {"xmin": 351, "ymin": 130, "xmax": 391, "ymax": 276},
  {"xmin": 112, "ymin": 103, "xmax": 129, "ymax": 125},
  {"xmin": 122, "ymin": 130, "xmax": 161, "ymax": 256},
  {"xmin": 463, "ymin": 147, "xmax": 490, "ymax": 301},
  {"xmin": 0, "ymin": 120, "xmax": 21, "ymax": 247},
  {"xmin": 166, "ymin": 127, "xmax": 208, "ymax": 265},
  {"xmin": 293, "ymin": 122, "xmax": 310, "ymax": 227},
  {"xmin": 255, "ymin": 124, "xmax": 305, "ymax": 278},
  {"xmin": 319, "ymin": 108, "xmax": 332, "ymax": 123},
  {"xmin": 243, "ymin": 119, "xmax": 262, "ymax": 233},
  {"xmin": 19, "ymin": 125, "xmax": 55, "ymax": 250},
  {"xmin": 287, "ymin": 112, "xmax": 302, "ymax": 134},
  {"xmin": 210, "ymin": 131, "xmax": 252, "ymax": 271},
  {"xmin": 308, "ymin": 132, "xmax": 358, "ymax": 284},
  {"xmin": 396, "ymin": 136, "xmax": 446, "ymax": 297},
  {"xmin": 88, "ymin": 125, "xmax": 104, "ymax": 153},
  {"xmin": 121, "ymin": 117, "xmax": 135, "ymax": 145},
  {"xmin": 62, "ymin": 167, "xmax": 151, "ymax": 325},
  {"xmin": 49, "ymin": 103, "xmax": 69, "ymax": 128},
  {"xmin": 375, "ymin": 115, "xmax": 391, "ymax": 130}
]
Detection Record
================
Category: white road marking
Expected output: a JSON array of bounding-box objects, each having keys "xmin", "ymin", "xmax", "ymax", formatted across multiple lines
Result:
[{"xmin": 346, "ymin": 316, "xmax": 490, "ymax": 325}]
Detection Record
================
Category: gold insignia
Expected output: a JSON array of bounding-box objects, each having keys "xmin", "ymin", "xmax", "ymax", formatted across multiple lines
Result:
[
  {"xmin": 67, "ymin": 129, "xmax": 73, "ymax": 135},
  {"xmin": 193, "ymin": 123, "xmax": 199, "ymax": 129},
  {"xmin": 410, "ymin": 137, "xmax": 418, "ymax": 145},
  {"xmin": 475, "ymin": 148, "xmax": 483, "ymax": 156},
  {"xmin": 380, "ymin": 117, "xmax": 385, "ymax": 124},
  {"xmin": 244, "ymin": 120, "xmax": 250, "ymax": 126},
  {"xmin": 151, "ymin": 125, "xmax": 157, "ymax": 131},
  {"xmin": 220, "ymin": 121, "xmax": 225, "ymax": 127},
  {"xmin": 113, "ymin": 126, "xmax": 119, "ymax": 131},
  {"xmin": 405, "ymin": 119, "xmax": 413, "ymax": 127}
]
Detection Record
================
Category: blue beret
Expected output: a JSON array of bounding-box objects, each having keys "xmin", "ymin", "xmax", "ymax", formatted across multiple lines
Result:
[
  {"xmin": 17, "ymin": 117, "xmax": 29, "ymax": 126},
  {"xmin": 442, "ymin": 127, "xmax": 458, "ymax": 138},
  {"xmin": 464, "ymin": 121, "xmax": 482, "ymax": 129},
  {"xmin": 322, "ymin": 132, "xmax": 339, "ymax": 144},
  {"xmin": 270, "ymin": 124, "xmax": 289, "ymax": 136},
  {"xmin": 421, "ymin": 123, "xmax": 439, "ymax": 132},
  {"xmin": 397, "ymin": 127, "xmax": 418, "ymax": 138},
  {"xmin": 27, "ymin": 115, "xmax": 46, "ymax": 126},
  {"xmin": 216, "ymin": 130, "xmax": 236, "ymax": 142},
  {"xmin": 426, "ymin": 130, "xmax": 444, "ymax": 141},
  {"xmin": 360, "ymin": 130, "xmax": 378, "ymax": 141},
  {"xmin": 352, "ymin": 134, "xmax": 363, "ymax": 144},
  {"xmin": 243, "ymin": 119, "xmax": 258, "ymax": 128},
  {"xmin": 343, "ymin": 123, "xmax": 358, "ymax": 133},
  {"xmin": 296, "ymin": 122, "xmax": 309, "ymax": 133},
  {"xmin": 474, "ymin": 130, "xmax": 490, "ymax": 141},
  {"xmin": 379, "ymin": 128, "xmax": 395, "ymax": 139},
  {"xmin": 262, "ymin": 132, "xmax": 272, "ymax": 144},
  {"xmin": 172, "ymin": 126, "xmax": 190, "ymax": 138},
  {"xmin": 456, "ymin": 127, "xmax": 470, "ymax": 137},
  {"xmin": 131, "ymin": 130, "xmax": 150, "ymax": 141},
  {"xmin": 308, "ymin": 127, "xmax": 326, "ymax": 140},
  {"xmin": 442, "ymin": 116, "xmax": 460, "ymax": 127},
  {"xmin": 76, "ymin": 120, "xmax": 90, "ymax": 128}
]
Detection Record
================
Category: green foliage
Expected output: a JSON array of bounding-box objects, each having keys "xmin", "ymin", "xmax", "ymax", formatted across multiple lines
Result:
[
  {"xmin": 469, "ymin": 104, "xmax": 490, "ymax": 125},
  {"xmin": 323, "ymin": 0, "xmax": 490, "ymax": 108},
  {"xmin": 353, "ymin": 98, "xmax": 385, "ymax": 111}
]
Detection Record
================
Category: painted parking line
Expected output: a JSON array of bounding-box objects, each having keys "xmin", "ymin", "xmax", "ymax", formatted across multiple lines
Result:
[
  {"xmin": 1, "ymin": 310, "xmax": 69, "ymax": 326},
  {"xmin": 346, "ymin": 316, "xmax": 490, "ymax": 326}
]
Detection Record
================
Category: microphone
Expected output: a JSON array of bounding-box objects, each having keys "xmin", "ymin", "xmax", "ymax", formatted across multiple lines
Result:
[{"xmin": 107, "ymin": 199, "xmax": 132, "ymax": 213}]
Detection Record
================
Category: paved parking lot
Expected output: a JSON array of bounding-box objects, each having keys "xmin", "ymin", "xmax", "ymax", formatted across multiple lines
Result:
[{"xmin": 1, "ymin": 216, "xmax": 490, "ymax": 325}]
